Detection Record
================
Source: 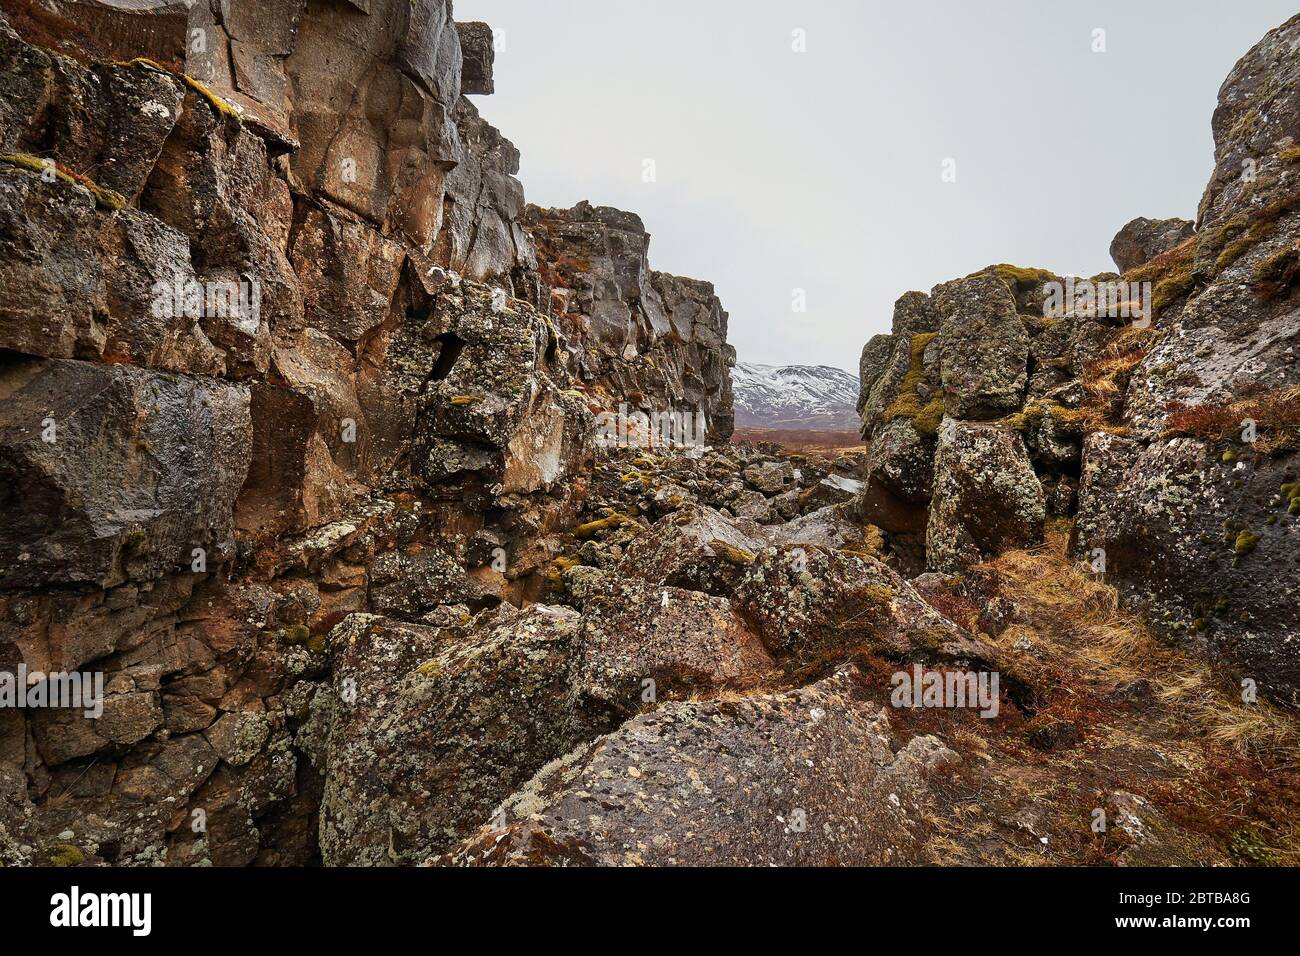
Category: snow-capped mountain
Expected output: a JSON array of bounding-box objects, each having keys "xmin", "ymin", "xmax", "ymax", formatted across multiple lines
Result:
[{"xmin": 731, "ymin": 363, "xmax": 861, "ymax": 430}]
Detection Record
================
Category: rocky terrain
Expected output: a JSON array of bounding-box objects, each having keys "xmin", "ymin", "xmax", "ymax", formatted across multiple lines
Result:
[
  {"xmin": 0, "ymin": 1, "xmax": 1297, "ymax": 869},
  {"xmin": 732, "ymin": 362, "xmax": 860, "ymax": 430}
]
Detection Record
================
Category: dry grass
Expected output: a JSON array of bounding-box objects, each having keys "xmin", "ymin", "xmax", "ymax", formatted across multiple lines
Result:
[
  {"xmin": 986, "ymin": 529, "xmax": 1299, "ymax": 758},
  {"xmin": 1163, "ymin": 383, "xmax": 1300, "ymax": 454},
  {"xmin": 889, "ymin": 527, "xmax": 1300, "ymax": 865},
  {"xmin": 1124, "ymin": 236, "xmax": 1198, "ymax": 317}
]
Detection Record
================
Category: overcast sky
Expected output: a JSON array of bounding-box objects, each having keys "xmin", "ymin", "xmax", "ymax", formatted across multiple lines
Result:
[{"xmin": 464, "ymin": 0, "xmax": 1296, "ymax": 371}]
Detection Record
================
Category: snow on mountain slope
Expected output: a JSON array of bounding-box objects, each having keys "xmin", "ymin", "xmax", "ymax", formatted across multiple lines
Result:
[{"xmin": 731, "ymin": 363, "xmax": 861, "ymax": 430}]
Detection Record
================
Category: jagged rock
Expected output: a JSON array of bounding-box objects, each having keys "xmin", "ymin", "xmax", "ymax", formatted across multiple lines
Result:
[
  {"xmin": 617, "ymin": 504, "xmax": 767, "ymax": 597},
  {"xmin": 290, "ymin": 205, "xmax": 407, "ymax": 344},
  {"xmin": 857, "ymin": 333, "xmax": 895, "ymax": 420},
  {"xmin": 435, "ymin": 97, "xmax": 538, "ymax": 294},
  {"xmin": 853, "ymin": 415, "xmax": 935, "ymax": 537},
  {"xmin": 435, "ymin": 666, "xmax": 958, "ymax": 866},
  {"xmin": 143, "ymin": 83, "xmax": 298, "ymax": 375},
  {"xmin": 734, "ymin": 546, "xmax": 995, "ymax": 668},
  {"xmin": 0, "ymin": 356, "xmax": 251, "ymax": 590},
  {"xmin": 1196, "ymin": 14, "xmax": 1300, "ymax": 239},
  {"xmin": 205, "ymin": 711, "xmax": 272, "ymax": 768},
  {"xmin": 934, "ymin": 275, "xmax": 1029, "ymax": 419},
  {"xmin": 1109, "ymin": 217, "xmax": 1195, "ymax": 273},
  {"xmin": 857, "ymin": 293, "xmax": 940, "ymax": 436},
  {"xmin": 0, "ymin": 0, "xmax": 754, "ymax": 869},
  {"xmin": 456, "ymin": 21, "xmax": 495, "ymax": 95},
  {"xmin": 1121, "ymin": 16, "xmax": 1300, "ymax": 438},
  {"xmin": 927, "ymin": 421, "xmax": 1044, "ymax": 574},
  {"xmin": 526, "ymin": 201, "xmax": 734, "ymax": 441},
  {"xmin": 0, "ymin": 163, "xmax": 226, "ymax": 369},
  {"xmin": 280, "ymin": 0, "xmax": 461, "ymax": 247}
]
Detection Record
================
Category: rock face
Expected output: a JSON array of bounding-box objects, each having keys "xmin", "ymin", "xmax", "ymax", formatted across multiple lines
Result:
[
  {"xmin": 525, "ymin": 202, "xmax": 735, "ymax": 442},
  {"xmin": 1, "ymin": 0, "xmax": 1297, "ymax": 872},
  {"xmin": 1070, "ymin": 14, "xmax": 1300, "ymax": 705},
  {"xmin": 0, "ymin": 0, "xmax": 744, "ymax": 868}
]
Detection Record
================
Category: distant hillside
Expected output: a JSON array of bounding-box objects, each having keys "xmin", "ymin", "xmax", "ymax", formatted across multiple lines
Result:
[{"xmin": 732, "ymin": 363, "xmax": 860, "ymax": 430}]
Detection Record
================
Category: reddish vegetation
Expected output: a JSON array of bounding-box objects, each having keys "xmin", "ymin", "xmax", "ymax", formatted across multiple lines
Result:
[
  {"xmin": 732, "ymin": 427, "xmax": 862, "ymax": 455},
  {"xmin": 1164, "ymin": 383, "xmax": 1300, "ymax": 452}
]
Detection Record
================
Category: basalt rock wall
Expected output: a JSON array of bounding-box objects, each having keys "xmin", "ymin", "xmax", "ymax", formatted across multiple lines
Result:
[{"xmin": 0, "ymin": 0, "xmax": 734, "ymax": 866}]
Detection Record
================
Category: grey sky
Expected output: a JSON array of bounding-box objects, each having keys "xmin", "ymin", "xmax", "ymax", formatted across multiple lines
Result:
[{"xmin": 464, "ymin": 0, "xmax": 1296, "ymax": 370}]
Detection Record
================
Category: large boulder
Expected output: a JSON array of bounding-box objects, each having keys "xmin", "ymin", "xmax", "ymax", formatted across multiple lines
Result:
[
  {"xmin": 734, "ymin": 546, "xmax": 996, "ymax": 668},
  {"xmin": 319, "ymin": 608, "xmax": 615, "ymax": 865},
  {"xmin": 569, "ymin": 574, "xmax": 775, "ymax": 709},
  {"xmin": 434, "ymin": 667, "xmax": 958, "ymax": 867},
  {"xmin": 1075, "ymin": 437, "xmax": 1300, "ymax": 705},
  {"xmin": 926, "ymin": 421, "xmax": 1045, "ymax": 573},
  {"xmin": 934, "ymin": 275, "xmax": 1029, "ymax": 419},
  {"xmin": 1109, "ymin": 217, "xmax": 1195, "ymax": 273},
  {"xmin": 0, "ymin": 357, "xmax": 251, "ymax": 591}
]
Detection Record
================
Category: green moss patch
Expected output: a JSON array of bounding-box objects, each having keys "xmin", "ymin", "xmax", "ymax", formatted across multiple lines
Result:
[
  {"xmin": 0, "ymin": 152, "xmax": 126, "ymax": 210},
  {"xmin": 122, "ymin": 57, "xmax": 242, "ymax": 121},
  {"xmin": 884, "ymin": 331, "xmax": 944, "ymax": 436}
]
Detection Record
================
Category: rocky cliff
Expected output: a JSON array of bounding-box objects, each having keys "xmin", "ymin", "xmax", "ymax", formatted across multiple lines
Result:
[
  {"xmin": 0, "ymin": 1, "xmax": 1296, "ymax": 870},
  {"xmin": 526, "ymin": 201, "xmax": 735, "ymax": 442},
  {"xmin": 0, "ymin": 0, "xmax": 732, "ymax": 866},
  {"xmin": 855, "ymin": 14, "xmax": 1300, "ymax": 706}
]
